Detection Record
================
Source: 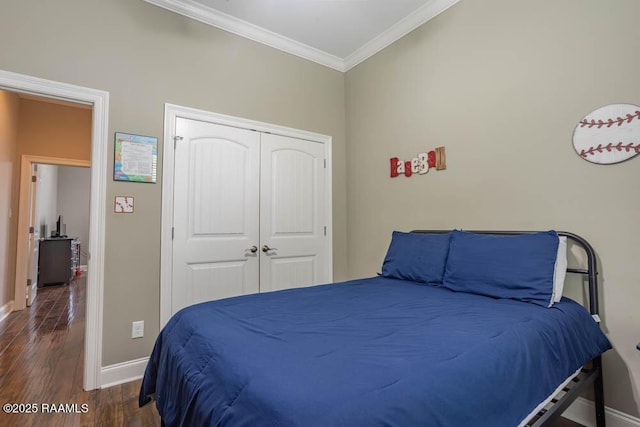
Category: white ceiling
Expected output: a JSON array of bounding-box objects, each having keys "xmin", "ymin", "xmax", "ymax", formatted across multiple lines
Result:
[{"xmin": 143, "ymin": 0, "xmax": 460, "ymax": 72}]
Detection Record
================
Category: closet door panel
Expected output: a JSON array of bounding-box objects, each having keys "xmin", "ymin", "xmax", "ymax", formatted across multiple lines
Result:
[
  {"xmin": 260, "ymin": 133, "xmax": 328, "ymax": 292},
  {"xmin": 171, "ymin": 118, "xmax": 260, "ymax": 314}
]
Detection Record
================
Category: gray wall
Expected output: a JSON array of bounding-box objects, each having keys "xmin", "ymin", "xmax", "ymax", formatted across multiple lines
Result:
[
  {"xmin": 346, "ymin": 0, "xmax": 640, "ymax": 416},
  {"xmin": 35, "ymin": 164, "xmax": 58, "ymax": 240},
  {"xmin": 0, "ymin": 0, "xmax": 347, "ymax": 366},
  {"xmin": 57, "ymin": 166, "xmax": 91, "ymax": 253}
]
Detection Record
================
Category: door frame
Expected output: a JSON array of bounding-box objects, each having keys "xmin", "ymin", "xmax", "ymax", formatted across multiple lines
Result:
[
  {"xmin": 25, "ymin": 162, "xmax": 39, "ymax": 307},
  {"xmin": 160, "ymin": 103, "xmax": 333, "ymax": 327},
  {"xmin": 18, "ymin": 156, "xmax": 91, "ymax": 306},
  {"xmin": 0, "ymin": 69, "xmax": 109, "ymax": 391}
]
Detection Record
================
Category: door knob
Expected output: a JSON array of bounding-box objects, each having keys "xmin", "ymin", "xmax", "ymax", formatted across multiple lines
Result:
[
  {"xmin": 247, "ymin": 245, "xmax": 258, "ymax": 253},
  {"xmin": 261, "ymin": 245, "xmax": 276, "ymax": 253}
]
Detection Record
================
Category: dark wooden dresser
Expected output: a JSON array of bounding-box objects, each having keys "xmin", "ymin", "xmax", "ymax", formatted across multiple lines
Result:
[{"xmin": 38, "ymin": 238, "xmax": 76, "ymax": 286}]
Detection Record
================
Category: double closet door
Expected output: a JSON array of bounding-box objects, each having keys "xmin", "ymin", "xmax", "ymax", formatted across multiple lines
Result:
[{"xmin": 171, "ymin": 117, "xmax": 328, "ymax": 315}]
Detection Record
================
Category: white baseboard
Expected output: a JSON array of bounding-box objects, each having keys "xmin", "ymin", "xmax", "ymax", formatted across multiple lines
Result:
[
  {"xmin": 564, "ymin": 397, "xmax": 640, "ymax": 427},
  {"xmin": 0, "ymin": 300, "xmax": 14, "ymax": 323},
  {"xmin": 100, "ymin": 357, "xmax": 149, "ymax": 389}
]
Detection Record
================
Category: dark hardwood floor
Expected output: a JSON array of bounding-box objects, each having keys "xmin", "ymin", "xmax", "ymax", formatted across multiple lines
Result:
[
  {"xmin": 0, "ymin": 277, "xmax": 159, "ymax": 427},
  {"xmin": 0, "ymin": 276, "xmax": 583, "ymax": 427}
]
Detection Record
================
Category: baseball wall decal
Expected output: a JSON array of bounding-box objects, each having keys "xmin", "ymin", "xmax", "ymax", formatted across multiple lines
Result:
[
  {"xmin": 573, "ymin": 103, "xmax": 640, "ymax": 164},
  {"xmin": 114, "ymin": 196, "xmax": 135, "ymax": 213}
]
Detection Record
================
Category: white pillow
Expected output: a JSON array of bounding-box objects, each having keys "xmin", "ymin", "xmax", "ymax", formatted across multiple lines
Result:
[{"xmin": 552, "ymin": 236, "xmax": 567, "ymax": 302}]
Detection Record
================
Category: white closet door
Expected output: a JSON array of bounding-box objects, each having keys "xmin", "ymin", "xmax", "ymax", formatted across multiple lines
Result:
[
  {"xmin": 172, "ymin": 118, "xmax": 260, "ymax": 313},
  {"xmin": 259, "ymin": 133, "xmax": 327, "ymax": 292}
]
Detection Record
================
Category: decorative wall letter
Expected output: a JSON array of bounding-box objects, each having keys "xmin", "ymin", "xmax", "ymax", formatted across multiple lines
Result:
[{"xmin": 390, "ymin": 146, "xmax": 446, "ymax": 178}]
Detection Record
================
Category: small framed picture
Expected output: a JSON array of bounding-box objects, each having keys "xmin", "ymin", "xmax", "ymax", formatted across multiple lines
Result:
[
  {"xmin": 114, "ymin": 132, "xmax": 158, "ymax": 183},
  {"xmin": 114, "ymin": 196, "xmax": 135, "ymax": 213}
]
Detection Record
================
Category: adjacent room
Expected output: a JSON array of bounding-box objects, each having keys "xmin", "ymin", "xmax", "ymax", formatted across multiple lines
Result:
[{"xmin": 0, "ymin": 0, "xmax": 638, "ymax": 426}]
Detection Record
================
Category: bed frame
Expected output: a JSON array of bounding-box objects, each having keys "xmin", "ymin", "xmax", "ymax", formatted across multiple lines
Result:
[{"xmin": 413, "ymin": 230, "xmax": 606, "ymax": 427}]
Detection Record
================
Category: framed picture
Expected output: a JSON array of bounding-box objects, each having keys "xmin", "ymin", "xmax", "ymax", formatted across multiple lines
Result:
[{"xmin": 114, "ymin": 132, "xmax": 158, "ymax": 183}]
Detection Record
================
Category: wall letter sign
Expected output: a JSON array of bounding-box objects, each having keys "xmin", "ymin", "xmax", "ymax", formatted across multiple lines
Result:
[{"xmin": 390, "ymin": 146, "xmax": 446, "ymax": 178}]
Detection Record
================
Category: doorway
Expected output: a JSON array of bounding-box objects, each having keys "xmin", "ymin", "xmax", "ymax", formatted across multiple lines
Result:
[
  {"xmin": 20, "ymin": 160, "xmax": 91, "ymax": 306},
  {"xmin": 161, "ymin": 104, "xmax": 334, "ymax": 326},
  {"xmin": 169, "ymin": 118, "xmax": 329, "ymax": 316},
  {"xmin": 0, "ymin": 69, "xmax": 108, "ymax": 390}
]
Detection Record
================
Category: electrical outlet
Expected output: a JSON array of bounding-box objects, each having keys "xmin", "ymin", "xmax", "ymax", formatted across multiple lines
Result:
[{"xmin": 131, "ymin": 321, "xmax": 144, "ymax": 339}]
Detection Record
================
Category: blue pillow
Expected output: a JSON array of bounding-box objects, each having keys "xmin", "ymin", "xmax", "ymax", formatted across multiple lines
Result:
[
  {"xmin": 381, "ymin": 231, "xmax": 451, "ymax": 284},
  {"xmin": 443, "ymin": 230, "xmax": 559, "ymax": 307}
]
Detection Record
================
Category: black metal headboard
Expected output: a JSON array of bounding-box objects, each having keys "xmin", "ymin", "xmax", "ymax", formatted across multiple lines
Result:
[{"xmin": 411, "ymin": 230, "xmax": 600, "ymax": 316}]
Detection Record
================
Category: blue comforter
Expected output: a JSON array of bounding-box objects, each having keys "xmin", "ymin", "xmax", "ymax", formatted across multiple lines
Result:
[{"xmin": 140, "ymin": 277, "xmax": 611, "ymax": 427}]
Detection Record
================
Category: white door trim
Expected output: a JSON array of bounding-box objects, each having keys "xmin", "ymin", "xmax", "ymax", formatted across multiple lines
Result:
[
  {"xmin": 0, "ymin": 69, "xmax": 109, "ymax": 391},
  {"xmin": 161, "ymin": 103, "xmax": 333, "ymax": 327}
]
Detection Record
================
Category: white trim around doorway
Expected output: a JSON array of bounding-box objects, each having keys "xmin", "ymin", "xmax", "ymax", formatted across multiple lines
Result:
[
  {"xmin": 0, "ymin": 301, "xmax": 14, "ymax": 323},
  {"xmin": 160, "ymin": 103, "xmax": 334, "ymax": 328},
  {"xmin": 0, "ymin": 69, "xmax": 109, "ymax": 391}
]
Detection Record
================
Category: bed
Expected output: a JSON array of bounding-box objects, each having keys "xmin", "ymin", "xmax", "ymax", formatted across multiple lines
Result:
[{"xmin": 140, "ymin": 230, "xmax": 611, "ymax": 427}]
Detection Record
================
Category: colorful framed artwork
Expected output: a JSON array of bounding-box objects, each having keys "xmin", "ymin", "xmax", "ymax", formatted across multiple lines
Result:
[{"xmin": 114, "ymin": 132, "xmax": 158, "ymax": 183}]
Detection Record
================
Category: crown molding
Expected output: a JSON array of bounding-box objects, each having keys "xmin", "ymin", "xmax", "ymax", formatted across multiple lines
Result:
[
  {"xmin": 142, "ymin": 0, "xmax": 461, "ymax": 73},
  {"xmin": 343, "ymin": 0, "xmax": 461, "ymax": 71},
  {"xmin": 142, "ymin": 0, "xmax": 345, "ymax": 71}
]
